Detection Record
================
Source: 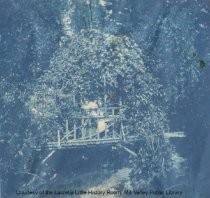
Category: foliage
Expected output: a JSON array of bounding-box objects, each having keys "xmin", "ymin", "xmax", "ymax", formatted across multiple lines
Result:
[{"xmin": 29, "ymin": 29, "xmax": 174, "ymax": 187}]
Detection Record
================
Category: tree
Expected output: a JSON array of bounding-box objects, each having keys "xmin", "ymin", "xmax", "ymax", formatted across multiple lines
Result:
[{"xmin": 28, "ymin": 29, "xmax": 175, "ymax": 187}]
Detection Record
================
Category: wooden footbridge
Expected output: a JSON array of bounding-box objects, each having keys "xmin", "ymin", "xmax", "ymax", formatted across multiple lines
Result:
[
  {"xmin": 36, "ymin": 99, "xmax": 185, "ymax": 151},
  {"xmin": 35, "ymin": 76, "xmax": 139, "ymax": 151},
  {"xmin": 46, "ymin": 103, "xmax": 137, "ymax": 150},
  {"xmin": 36, "ymin": 76, "xmax": 185, "ymax": 151}
]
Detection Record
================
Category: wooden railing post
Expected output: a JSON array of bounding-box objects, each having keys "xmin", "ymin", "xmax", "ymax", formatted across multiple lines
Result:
[
  {"xmin": 81, "ymin": 118, "xmax": 85, "ymax": 139},
  {"xmin": 57, "ymin": 130, "xmax": 61, "ymax": 148},
  {"xmin": 121, "ymin": 122, "xmax": 125, "ymax": 141},
  {"xmin": 74, "ymin": 121, "xmax": 76, "ymax": 140},
  {"xmin": 65, "ymin": 119, "xmax": 69, "ymax": 140},
  {"xmin": 89, "ymin": 118, "xmax": 92, "ymax": 140}
]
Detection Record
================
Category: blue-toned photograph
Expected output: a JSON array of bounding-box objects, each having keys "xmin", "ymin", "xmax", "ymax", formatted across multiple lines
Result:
[{"xmin": 0, "ymin": 0, "xmax": 209, "ymax": 197}]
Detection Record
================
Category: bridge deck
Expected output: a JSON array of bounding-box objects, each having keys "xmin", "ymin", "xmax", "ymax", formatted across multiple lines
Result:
[{"xmin": 45, "ymin": 136, "xmax": 137, "ymax": 150}]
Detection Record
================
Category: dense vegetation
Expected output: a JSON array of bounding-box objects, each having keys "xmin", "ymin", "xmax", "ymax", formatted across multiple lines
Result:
[{"xmin": 0, "ymin": 0, "xmax": 209, "ymax": 197}]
